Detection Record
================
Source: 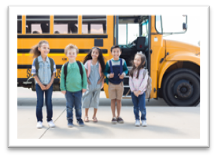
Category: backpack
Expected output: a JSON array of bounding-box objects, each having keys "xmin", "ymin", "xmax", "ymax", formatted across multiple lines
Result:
[
  {"xmin": 63, "ymin": 61, "xmax": 84, "ymax": 87},
  {"xmin": 143, "ymin": 69, "xmax": 152, "ymax": 99},
  {"xmin": 126, "ymin": 68, "xmax": 152, "ymax": 100}
]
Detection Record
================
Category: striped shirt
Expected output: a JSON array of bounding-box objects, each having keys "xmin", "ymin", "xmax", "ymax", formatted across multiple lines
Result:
[
  {"xmin": 129, "ymin": 69, "xmax": 148, "ymax": 95},
  {"xmin": 31, "ymin": 55, "xmax": 56, "ymax": 85}
]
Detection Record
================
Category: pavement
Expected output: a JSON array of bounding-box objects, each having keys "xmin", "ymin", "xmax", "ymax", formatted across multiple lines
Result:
[{"xmin": 17, "ymin": 88, "xmax": 200, "ymax": 140}]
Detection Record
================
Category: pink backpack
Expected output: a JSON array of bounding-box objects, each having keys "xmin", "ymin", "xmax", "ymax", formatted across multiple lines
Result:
[{"xmin": 87, "ymin": 60, "xmax": 104, "ymax": 89}]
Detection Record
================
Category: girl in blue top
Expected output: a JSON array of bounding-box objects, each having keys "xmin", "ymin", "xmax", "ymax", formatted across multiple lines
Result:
[
  {"xmin": 82, "ymin": 47, "xmax": 105, "ymax": 122},
  {"xmin": 30, "ymin": 40, "xmax": 56, "ymax": 129}
]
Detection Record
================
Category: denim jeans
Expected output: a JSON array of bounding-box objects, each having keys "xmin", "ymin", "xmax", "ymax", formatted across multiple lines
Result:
[
  {"xmin": 35, "ymin": 84, "xmax": 53, "ymax": 122},
  {"xmin": 65, "ymin": 90, "xmax": 82, "ymax": 121},
  {"xmin": 131, "ymin": 92, "xmax": 146, "ymax": 120}
]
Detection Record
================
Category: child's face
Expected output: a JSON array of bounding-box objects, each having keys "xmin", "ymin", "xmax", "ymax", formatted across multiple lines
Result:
[
  {"xmin": 134, "ymin": 55, "xmax": 142, "ymax": 68},
  {"xmin": 91, "ymin": 48, "xmax": 99, "ymax": 60},
  {"xmin": 66, "ymin": 48, "xmax": 77, "ymax": 60},
  {"xmin": 38, "ymin": 43, "xmax": 50, "ymax": 56},
  {"xmin": 111, "ymin": 48, "xmax": 121, "ymax": 60}
]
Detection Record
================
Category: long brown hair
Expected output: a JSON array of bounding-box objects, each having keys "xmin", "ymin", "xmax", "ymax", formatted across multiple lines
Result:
[
  {"xmin": 129, "ymin": 53, "xmax": 146, "ymax": 79},
  {"xmin": 30, "ymin": 40, "xmax": 49, "ymax": 58},
  {"xmin": 83, "ymin": 47, "xmax": 106, "ymax": 72}
]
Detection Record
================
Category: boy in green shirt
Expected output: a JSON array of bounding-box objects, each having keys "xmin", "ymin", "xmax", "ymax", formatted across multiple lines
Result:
[{"xmin": 60, "ymin": 44, "xmax": 87, "ymax": 127}]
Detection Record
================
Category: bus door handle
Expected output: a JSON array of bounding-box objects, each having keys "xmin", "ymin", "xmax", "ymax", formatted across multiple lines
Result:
[{"xmin": 62, "ymin": 58, "xmax": 67, "ymax": 61}]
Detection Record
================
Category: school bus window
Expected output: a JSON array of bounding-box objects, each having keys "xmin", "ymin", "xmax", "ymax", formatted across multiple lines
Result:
[
  {"xmin": 26, "ymin": 15, "xmax": 50, "ymax": 34},
  {"xmin": 17, "ymin": 15, "xmax": 22, "ymax": 33},
  {"xmin": 82, "ymin": 15, "xmax": 106, "ymax": 34},
  {"xmin": 155, "ymin": 15, "xmax": 162, "ymax": 33},
  {"xmin": 54, "ymin": 15, "xmax": 78, "ymax": 34}
]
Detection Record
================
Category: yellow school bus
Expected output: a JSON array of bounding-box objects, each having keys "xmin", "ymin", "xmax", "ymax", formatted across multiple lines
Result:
[{"xmin": 17, "ymin": 15, "xmax": 200, "ymax": 106}]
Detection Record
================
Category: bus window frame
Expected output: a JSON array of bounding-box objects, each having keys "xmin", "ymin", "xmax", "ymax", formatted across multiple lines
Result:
[
  {"xmin": 17, "ymin": 15, "xmax": 22, "ymax": 34},
  {"xmin": 25, "ymin": 15, "xmax": 50, "ymax": 34},
  {"xmin": 81, "ymin": 15, "xmax": 107, "ymax": 34},
  {"xmin": 53, "ymin": 15, "xmax": 78, "ymax": 34}
]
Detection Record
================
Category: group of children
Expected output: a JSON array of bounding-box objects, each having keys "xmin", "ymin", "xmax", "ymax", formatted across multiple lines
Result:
[{"xmin": 30, "ymin": 40, "xmax": 148, "ymax": 129}]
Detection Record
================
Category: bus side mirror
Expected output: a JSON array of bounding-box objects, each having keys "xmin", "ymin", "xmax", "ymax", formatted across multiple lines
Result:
[{"xmin": 183, "ymin": 23, "xmax": 187, "ymax": 30}]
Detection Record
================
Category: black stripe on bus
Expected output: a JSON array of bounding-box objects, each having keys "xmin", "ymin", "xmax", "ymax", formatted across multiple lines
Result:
[
  {"xmin": 18, "ymin": 65, "xmax": 64, "ymax": 69},
  {"xmin": 17, "ymin": 15, "xmax": 22, "ymax": 20},
  {"xmin": 18, "ymin": 78, "xmax": 59, "ymax": 83},
  {"xmin": 17, "ymin": 34, "xmax": 108, "ymax": 38},
  {"xmin": 26, "ymin": 15, "xmax": 50, "ymax": 19},
  {"xmin": 17, "ymin": 49, "xmax": 108, "ymax": 53}
]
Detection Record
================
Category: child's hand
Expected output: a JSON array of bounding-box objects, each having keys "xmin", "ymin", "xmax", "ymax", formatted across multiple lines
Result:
[
  {"xmin": 82, "ymin": 89, "xmax": 87, "ymax": 93},
  {"xmin": 109, "ymin": 73, "xmax": 114, "ymax": 78},
  {"xmin": 87, "ymin": 78, "xmax": 91, "ymax": 85},
  {"xmin": 118, "ymin": 73, "xmax": 125, "ymax": 79},
  {"xmin": 39, "ymin": 84, "xmax": 46, "ymax": 91},
  {"xmin": 45, "ymin": 84, "xmax": 51, "ymax": 90},
  {"xmin": 134, "ymin": 91, "xmax": 140, "ymax": 97},
  {"xmin": 61, "ymin": 91, "xmax": 66, "ymax": 95}
]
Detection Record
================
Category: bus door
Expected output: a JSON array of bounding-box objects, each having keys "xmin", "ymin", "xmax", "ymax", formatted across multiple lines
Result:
[{"xmin": 114, "ymin": 15, "xmax": 151, "ymax": 98}]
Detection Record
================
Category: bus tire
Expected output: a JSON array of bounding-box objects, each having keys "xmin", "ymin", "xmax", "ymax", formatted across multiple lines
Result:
[{"xmin": 162, "ymin": 68, "xmax": 200, "ymax": 106}]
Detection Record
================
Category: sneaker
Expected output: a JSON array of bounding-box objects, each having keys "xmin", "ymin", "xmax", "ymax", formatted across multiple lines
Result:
[
  {"xmin": 135, "ymin": 120, "xmax": 140, "ymax": 127},
  {"xmin": 117, "ymin": 117, "xmax": 124, "ymax": 123},
  {"xmin": 111, "ymin": 117, "xmax": 117, "ymax": 124},
  {"xmin": 77, "ymin": 119, "xmax": 84, "ymax": 126},
  {"xmin": 48, "ymin": 120, "xmax": 55, "ymax": 128},
  {"xmin": 37, "ymin": 121, "xmax": 43, "ymax": 129},
  {"xmin": 68, "ymin": 119, "xmax": 73, "ymax": 128},
  {"xmin": 142, "ymin": 120, "xmax": 147, "ymax": 127}
]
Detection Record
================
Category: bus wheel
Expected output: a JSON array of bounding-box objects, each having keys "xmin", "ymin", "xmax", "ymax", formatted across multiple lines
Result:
[{"xmin": 162, "ymin": 68, "xmax": 200, "ymax": 106}]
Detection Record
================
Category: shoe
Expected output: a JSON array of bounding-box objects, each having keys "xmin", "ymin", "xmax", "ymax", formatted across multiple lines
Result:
[
  {"xmin": 117, "ymin": 117, "xmax": 124, "ymax": 123},
  {"xmin": 37, "ymin": 121, "xmax": 43, "ymax": 129},
  {"xmin": 48, "ymin": 120, "xmax": 55, "ymax": 128},
  {"xmin": 111, "ymin": 117, "xmax": 117, "ymax": 124},
  {"xmin": 92, "ymin": 117, "xmax": 98, "ymax": 123},
  {"xmin": 135, "ymin": 120, "xmax": 140, "ymax": 127},
  {"xmin": 142, "ymin": 120, "xmax": 147, "ymax": 127},
  {"xmin": 68, "ymin": 119, "xmax": 73, "ymax": 128},
  {"xmin": 84, "ymin": 116, "xmax": 89, "ymax": 122},
  {"xmin": 77, "ymin": 119, "xmax": 84, "ymax": 126}
]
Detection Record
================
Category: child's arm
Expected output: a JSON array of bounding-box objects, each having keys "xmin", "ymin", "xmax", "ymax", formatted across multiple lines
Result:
[
  {"xmin": 129, "ymin": 76, "xmax": 136, "ymax": 92},
  {"xmin": 45, "ymin": 60, "xmax": 56, "ymax": 90},
  {"xmin": 82, "ymin": 63, "xmax": 87, "ymax": 93},
  {"xmin": 31, "ymin": 58, "xmax": 46, "ymax": 90},
  {"xmin": 97, "ymin": 72, "xmax": 104, "ymax": 84},
  {"xmin": 60, "ymin": 64, "xmax": 66, "ymax": 94},
  {"xmin": 138, "ymin": 70, "xmax": 148, "ymax": 92},
  {"xmin": 104, "ymin": 61, "xmax": 110, "ymax": 78}
]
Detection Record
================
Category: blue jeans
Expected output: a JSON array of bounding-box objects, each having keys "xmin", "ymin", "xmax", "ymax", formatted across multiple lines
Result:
[
  {"xmin": 35, "ymin": 84, "xmax": 53, "ymax": 122},
  {"xmin": 65, "ymin": 90, "xmax": 82, "ymax": 121},
  {"xmin": 131, "ymin": 92, "xmax": 147, "ymax": 120}
]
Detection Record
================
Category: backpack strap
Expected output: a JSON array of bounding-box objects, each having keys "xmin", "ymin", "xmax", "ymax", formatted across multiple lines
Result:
[
  {"xmin": 109, "ymin": 60, "xmax": 113, "ymax": 73},
  {"xmin": 76, "ymin": 61, "xmax": 83, "ymax": 87},
  {"xmin": 48, "ymin": 57, "xmax": 54, "ymax": 76},
  {"xmin": 35, "ymin": 57, "xmax": 39, "ymax": 76},
  {"xmin": 64, "ymin": 62, "xmax": 69, "ymax": 85}
]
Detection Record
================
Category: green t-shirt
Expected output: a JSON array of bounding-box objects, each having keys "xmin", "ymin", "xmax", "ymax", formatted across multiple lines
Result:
[{"xmin": 60, "ymin": 61, "xmax": 87, "ymax": 92}]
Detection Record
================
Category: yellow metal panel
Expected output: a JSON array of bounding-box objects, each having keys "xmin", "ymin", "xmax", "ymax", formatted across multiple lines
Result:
[
  {"xmin": 157, "ymin": 61, "xmax": 176, "ymax": 88},
  {"xmin": 22, "ymin": 15, "xmax": 26, "ymax": 34},
  {"xmin": 50, "ymin": 15, "xmax": 54, "ymax": 34},
  {"xmin": 78, "ymin": 15, "xmax": 82, "ymax": 34}
]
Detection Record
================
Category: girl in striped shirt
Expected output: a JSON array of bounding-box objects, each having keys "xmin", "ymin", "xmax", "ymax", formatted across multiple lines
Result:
[{"xmin": 129, "ymin": 53, "xmax": 148, "ymax": 127}]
